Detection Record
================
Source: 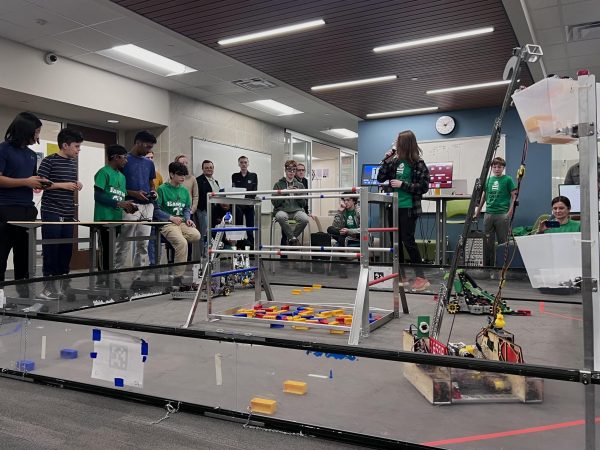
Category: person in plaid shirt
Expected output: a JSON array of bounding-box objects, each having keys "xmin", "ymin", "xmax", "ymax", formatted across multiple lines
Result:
[{"xmin": 377, "ymin": 130, "xmax": 431, "ymax": 292}]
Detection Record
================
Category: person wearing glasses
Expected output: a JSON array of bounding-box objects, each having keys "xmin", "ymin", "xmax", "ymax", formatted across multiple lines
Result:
[
  {"xmin": 272, "ymin": 160, "xmax": 308, "ymax": 246},
  {"xmin": 114, "ymin": 130, "xmax": 157, "ymax": 270}
]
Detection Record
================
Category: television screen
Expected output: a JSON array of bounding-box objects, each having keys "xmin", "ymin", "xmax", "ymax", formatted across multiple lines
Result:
[
  {"xmin": 427, "ymin": 162, "xmax": 453, "ymax": 189},
  {"xmin": 558, "ymin": 184, "xmax": 600, "ymax": 214},
  {"xmin": 361, "ymin": 164, "xmax": 381, "ymax": 186}
]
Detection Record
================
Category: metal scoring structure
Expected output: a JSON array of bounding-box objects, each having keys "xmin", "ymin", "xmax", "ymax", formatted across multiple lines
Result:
[{"xmin": 184, "ymin": 186, "xmax": 408, "ymax": 345}]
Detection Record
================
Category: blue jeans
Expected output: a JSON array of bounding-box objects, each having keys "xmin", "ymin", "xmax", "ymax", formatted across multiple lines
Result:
[{"xmin": 41, "ymin": 211, "xmax": 74, "ymax": 276}]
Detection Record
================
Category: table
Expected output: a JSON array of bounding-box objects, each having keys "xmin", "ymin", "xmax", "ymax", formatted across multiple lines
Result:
[{"xmin": 422, "ymin": 194, "xmax": 472, "ymax": 265}]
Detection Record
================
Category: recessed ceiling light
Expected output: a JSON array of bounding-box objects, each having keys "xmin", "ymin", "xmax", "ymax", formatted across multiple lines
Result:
[
  {"xmin": 312, "ymin": 75, "xmax": 397, "ymax": 91},
  {"xmin": 373, "ymin": 26, "xmax": 494, "ymax": 53},
  {"xmin": 107, "ymin": 119, "xmax": 119, "ymax": 124},
  {"xmin": 426, "ymin": 80, "xmax": 510, "ymax": 95},
  {"xmin": 97, "ymin": 44, "xmax": 197, "ymax": 77},
  {"xmin": 366, "ymin": 106, "xmax": 439, "ymax": 118},
  {"xmin": 321, "ymin": 128, "xmax": 358, "ymax": 139},
  {"xmin": 218, "ymin": 19, "xmax": 325, "ymax": 46},
  {"xmin": 242, "ymin": 99, "xmax": 303, "ymax": 116}
]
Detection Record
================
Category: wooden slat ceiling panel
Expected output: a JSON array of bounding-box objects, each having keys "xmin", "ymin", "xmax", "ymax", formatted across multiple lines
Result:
[{"xmin": 111, "ymin": 0, "xmax": 532, "ymax": 118}]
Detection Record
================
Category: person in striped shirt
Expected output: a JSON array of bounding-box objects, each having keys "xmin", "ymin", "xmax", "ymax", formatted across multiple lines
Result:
[{"xmin": 38, "ymin": 128, "xmax": 83, "ymax": 300}]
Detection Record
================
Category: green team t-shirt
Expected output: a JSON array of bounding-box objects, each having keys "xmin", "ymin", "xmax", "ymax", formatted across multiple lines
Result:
[
  {"xmin": 545, "ymin": 218, "xmax": 581, "ymax": 234},
  {"xmin": 394, "ymin": 160, "xmax": 413, "ymax": 208},
  {"xmin": 157, "ymin": 182, "xmax": 191, "ymax": 217},
  {"xmin": 484, "ymin": 174, "xmax": 516, "ymax": 214},
  {"xmin": 94, "ymin": 165, "xmax": 127, "ymax": 221},
  {"xmin": 344, "ymin": 209, "xmax": 357, "ymax": 228}
]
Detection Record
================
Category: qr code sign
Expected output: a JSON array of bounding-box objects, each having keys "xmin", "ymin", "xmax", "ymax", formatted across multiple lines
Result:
[
  {"xmin": 369, "ymin": 266, "xmax": 393, "ymax": 290},
  {"xmin": 109, "ymin": 343, "xmax": 128, "ymax": 370}
]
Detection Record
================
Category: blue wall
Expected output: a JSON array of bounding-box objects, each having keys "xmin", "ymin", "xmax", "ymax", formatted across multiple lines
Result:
[{"xmin": 358, "ymin": 106, "xmax": 551, "ymax": 229}]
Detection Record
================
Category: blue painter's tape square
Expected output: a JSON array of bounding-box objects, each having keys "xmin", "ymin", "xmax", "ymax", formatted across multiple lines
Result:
[
  {"xmin": 92, "ymin": 329, "xmax": 101, "ymax": 341},
  {"xmin": 90, "ymin": 352, "xmax": 97, "ymax": 359},
  {"xmin": 142, "ymin": 356, "xmax": 147, "ymax": 363},
  {"xmin": 141, "ymin": 341, "xmax": 148, "ymax": 356},
  {"xmin": 114, "ymin": 378, "xmax": 124, "ymax": 387}
]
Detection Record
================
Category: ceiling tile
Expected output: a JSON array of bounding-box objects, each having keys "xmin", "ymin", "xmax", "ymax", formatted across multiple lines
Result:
[
  {"xmin": 536, "ymin": 26, "xmax": 567, "ymax": 45},
  {"xmin": 134, "ymin": 36, "xmax": 203, "ymax": 58},
  {"xmin": 527, "ymin": 0, "xmax": 559, "ymax": 8},
  {"xmin": 541, "ymin": 43, "xmax": 568, "ymax": 59},
  {"xmin": 205, "ymin": 65, "xmax": 268, "ymax": 83},
  {"xmin": 174, "ymin": 50, "xmax": 236, "ymax": 72},
  {"xmin": 566, "ymin": 38, "xmax": 600, "ymax": 56},
  {"xmin": 54, "ymin": 27, "xmax": 126, "ymax": 52},
  {"xmin": 91, "ymin": 17, "xmax": 161, "ymax": 43},
  {"xmin": 1, "ymin": 2, "xmax": 83, "ymax": 36},
  {"xmin": 561, "ymin": 0, "xmax": 600, "ymax": 25},
  {"xmin": 173, "ymin": 71, "xmax": 225, "ymax": 88},
  {"xmin": 28, "ymin": 0, "xmax": 124, "ymax": 25},
  {"xmin": 24, "ymin": 36, "xmax": 90, "ymax": 57},
  {"xmin": 531, "ymin": 6, "xmax": 563, "ymax": 29}
]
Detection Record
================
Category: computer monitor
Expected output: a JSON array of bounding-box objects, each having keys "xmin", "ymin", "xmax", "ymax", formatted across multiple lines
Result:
[
  {"xmin": 557, "ymin": 184, "xmax": 600, "ymax": 214},
  {"xmin": 361, "ymin": 163, "xmax": 381, "ymax": 186},
  {"xmin": 427, "ymin": 162, "xmax": 453, "ymax": 189}
]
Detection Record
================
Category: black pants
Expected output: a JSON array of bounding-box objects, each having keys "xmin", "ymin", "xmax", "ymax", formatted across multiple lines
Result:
[
  {"xmin": 97, "ymin": 226, "xmax": 120, "ymax": 271},
  {"xmin": 0, "ymin": 204, "xmax": 38, "ymax": 282},
  {"xmin": 398, "ymin": 208, "xmax": 425, "ymax": 278},
  {"xmin": 235, "ymin": 205, "xmax": 255, "ymax": 246},
  {"xmin": 327, "ymin": 226, "xmax": 346, "ymax": 247}
]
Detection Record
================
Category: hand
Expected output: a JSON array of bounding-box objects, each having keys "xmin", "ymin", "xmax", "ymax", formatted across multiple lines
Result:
[
  {"xmin": 507, "ymin": 208, "xmax": 514, "ymax": 219},
  {"xmin": 170, "ymin": 216, "xmax": 183, "ymax": 225},
  {"xmin": 473, "ymin": 207, "xmax": 480, "ymax": 220},
  {"xmin": 24, "ymin": 176, "xmax": 46, "ymax": 189},
  {"xmin": 390, "ymin": 179, "xmax": 402, "ymax": 188},
  {"xmin": 185, "ymin": 219, "xmax": 195, "ymax": 227},
  {"xmin": 76, "ymin": 181, "xmax": 83, "ymax": 191},
  {"xmin": 131, "ymin": 190, "xmax": 148, "ymax": 201},
  {"xmin": 340, "ymin": 228, "xmax": 349, "ymax": 235},
  {"xmin": 339, "ymin": 201, "xmax": 346, "ymax": 211},
  {"xmin": 118, "ymin": 201, "xmax": 137, "ymax": 214},
  {"xmin": 383, "ymin": 149, "xmax": 395, "ymax": 161},
  {"xmin": 538, "ymin": 221, "xmax": 548, "ymax": 234},
  {"xmin": 59, "ymin": 182, "xmax": 79, "ymax": 191}
]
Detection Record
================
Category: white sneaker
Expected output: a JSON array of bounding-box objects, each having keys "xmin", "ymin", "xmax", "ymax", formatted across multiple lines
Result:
[{"xmin": 38, "ymin": 289, "xmax": 59, "ymax": 301}]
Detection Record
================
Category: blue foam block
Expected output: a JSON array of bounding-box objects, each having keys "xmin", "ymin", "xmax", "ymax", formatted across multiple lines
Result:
[
  {"xmin": 270, "ymin": 324, "xmax": 285, "ymax": 328},
  {"xmin": 89, "ymin": 352, "xmax": 97, "ymax": 359},
  {"xmin": 302, "ymin": 315, "xmax": 314, "ymax": 319},
  {"xmin": 233, "ymin": 313, "xmax": 247, "ymax": 317},
  {"xmin": 16, "ymin": 360, "xmax": 35, "ymax": 371},
  {"xmin": 60, "ymin": 349, "xmax": 78, "ymax": 359},
  {"xmin": 141, "ymin": 341, "xmax": 148, "ymax": 356},
  {"xmin": 92, "ymin": 329, "xmax": 101, "ymax": 341},
  {"xmin": 114, "ymin": 378, "xmax": 124, "ymax": 387}
]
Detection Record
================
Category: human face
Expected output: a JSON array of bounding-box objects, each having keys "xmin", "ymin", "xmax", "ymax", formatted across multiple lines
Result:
[
  {"xmin": 29, "ymin": 127, "xmax": 41, "ymax": 146},
  {"xmin": 171, "ymin": 172, "xmax": 185, "ymax": 185},
  {"xmin": 343, "ymin": 198, "xmax": 355, "ymax": 210},
  {"xmin": 203, "ymin": 162, "xmax": 214, "ymax": 177},
  {"xmin": 491, "ymin": 163, "xmax": 504, "ymax": 177},
  {"xmin": 62, "ymin": 141, "xmax": 81, "ymax": 159},
  {"xmin": 238, "ymin": 158, "xmax": 249, "ymax": 171},
  {"xmin": 552, "ymin": 201, "xmax": 570, "ymax": 221},
  {"xmin": 137, "ymin": 141, "xmax": 154, "ymax": 155},
  {"xmin": 285, "ymin": 166, "xmax": 296, "ymax": 180},
  {"xmin": 145, "ymin": 152, "xmax": 154, "ymax": 160},
  {"xmin": 296, "ymin": 165, "xmax": 306, "ymax": 178},
  {"xmin": 177, "ymin": 156, "xmax": 189, "ymax": 167},
  {"xmin": 115, "ymin": 154, "xmax": 128, "ymax": 169}
]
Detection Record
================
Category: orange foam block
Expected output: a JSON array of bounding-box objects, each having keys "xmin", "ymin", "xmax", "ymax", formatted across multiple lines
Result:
[
  {"xmin": 312, "ymin": 284, "xmax": 322, "ymax": 289},
  {"xmin": 283, "ymin": 380, "xmax": 307, "ymax": 395},
  {"xmin": 303, "ymin": 287, "xmax": 313, "ymax": 292},
  {"xmin": 250, "ymin": 397, "xmax": 277, "ymax": 415},
  {"xmin": 344, "ymin": 317, "xmax": 352, "ymax": 325}
]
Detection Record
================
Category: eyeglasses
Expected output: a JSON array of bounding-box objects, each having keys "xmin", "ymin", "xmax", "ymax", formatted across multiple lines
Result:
[
  {"xmin": 285, "ymin": 167, "xmax": 297, "ymax": 172},
  {"xmin": 296, "ymin": 168, "xmax": 305, "ymax": 172}
]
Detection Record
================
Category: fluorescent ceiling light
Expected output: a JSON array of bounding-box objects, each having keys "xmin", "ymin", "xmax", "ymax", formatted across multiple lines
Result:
[
  {"xmin": 218, "ymin": 19, "xmax": 325, "ymax": 46},
  {"xmin": 97, "ymin": 44, "xmax": 197, "ymax": 77},
  {"xmin": 427, "ymin": 80, "xmax": 510, "ymax": 95},
  {"xmin": 321, "ymin": 128, "xmax": 359, "ymax": 139},
  {"xmin": 366, "ymin": 106, "xmax": 439, "ymax": 118},
  {"xmin": 107, "ymin": 119, "xmax": 119, "ymax": 124},
  {"xmin": 242, "ymin": 99, "xmax": 303, "ymax": 116},
  {"xmin": 373, "ymin": 26, "xmax": 494, "ymax": 53},
  {"xmin": 312, "ymin": 75, "xmax": 397, "ymax": 91}
]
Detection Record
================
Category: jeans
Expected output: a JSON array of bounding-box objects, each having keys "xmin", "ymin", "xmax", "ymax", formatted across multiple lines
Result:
[
  {"xmin": 274, "ymin": 210, "xmax": 309, "ymax": 241},
  {"xmin": 483, "ymin": 213, "xmax": 510, "ymax": 266},
  {"xmin": 41, "ymin": 211, "xmax": 74, "ymax": 276},
  {"xmin": 0, "ymin": 204, "xmax": 38, "ymax": 282},
  {"xmin": 398, "ymin": 208, "xmax": 424, "ymax": 278}
]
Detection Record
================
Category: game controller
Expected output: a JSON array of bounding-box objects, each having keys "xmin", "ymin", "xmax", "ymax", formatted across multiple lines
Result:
[
  {"xmin": 40, "ymin": 180, "xmax": 53, "ymax": 188},
  {"xmin": 143, "ymin": 191, "xmax": 158, "ymax": 200}
]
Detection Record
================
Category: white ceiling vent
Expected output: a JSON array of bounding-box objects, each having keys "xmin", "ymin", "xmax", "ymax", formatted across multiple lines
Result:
[
  {"xmin": 232, "ymin": 77, "xmax": 278, "ymax": 91},
  {"xmin": 566, "ymin": 21, "xmax": 600, "ymax": 42}
]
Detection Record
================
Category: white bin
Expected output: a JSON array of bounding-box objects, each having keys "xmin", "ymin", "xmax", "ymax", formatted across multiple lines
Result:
[
  {"xmin": 512, "ymin": 77, "xmax": 578, "ymax": 144},
  {"xmin": 515, "ymin": 233, "xmax": 584, "ymax": 288},
  {"xmin": 222, "ymin": 224, "xmax": 247, "ymax": 241}
]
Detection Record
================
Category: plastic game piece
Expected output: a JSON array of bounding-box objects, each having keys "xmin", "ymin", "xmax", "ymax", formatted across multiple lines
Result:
[
  {"xmin": 283, "ymin": 380, "xmax": 307, "ymax": 395},
  {"xmin": 60, "ymin": 349, "xmax": 78, "ymax": 359},
  {"xmin": 16, "ymin": 360, "xmax": 35, "ymax": 371},
  {"xmin": 250, "ymin": 397, "xmax": 277, "ymax": 415}
]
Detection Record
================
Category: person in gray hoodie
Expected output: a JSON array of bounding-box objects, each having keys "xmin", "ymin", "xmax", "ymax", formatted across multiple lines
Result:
[{"xmin": 272, "ymin": 160, "xmax": 308, "ymax": 245}]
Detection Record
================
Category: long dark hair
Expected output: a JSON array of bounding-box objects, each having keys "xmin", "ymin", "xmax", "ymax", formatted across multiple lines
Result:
[
  {"xmin": 5, "ymin": 112, "xmax": 42, "ymax": 148},
  {"xmin": 395, "ymin": 130, "xmax": 422, "ymax": 165}
]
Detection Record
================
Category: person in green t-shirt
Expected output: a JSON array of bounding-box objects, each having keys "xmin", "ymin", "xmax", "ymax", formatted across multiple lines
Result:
[
  {"xmin": 155, "ymin": 161, "xmax": 201, "ymax": 284},
  {"xmin": 538, "ymin": 196, "xmax": 581, "ymax": 234},
  {"xmin": 327, "ymin": 194, "xmax": 360, "ymax": 247},
  {"xmin": 93, "ymin": 145, "xmax": 137, "ymax": 271},
  {"xmin": 474, "ymin": 157, "xmax": 517, "ymax": 266}
]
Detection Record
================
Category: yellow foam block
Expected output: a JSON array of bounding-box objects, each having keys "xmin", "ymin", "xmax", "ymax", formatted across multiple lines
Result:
[
  {"xmin": 344, "ymin": 318, "xmax": 352, "ymax": 325},
  {"xmin": 291, "ymin": 289, "xmax": 302, "ymax": 294},
  {"xmin": 340, "ymin": 314, "xmax": 353, "ymax": 319},
  {"xmin": 292, "ymin": 317, "xmax": 306, "ymax": 322},
  {"xmin": 283, "ymin": 380, "xmax": 307, "ymax": 395},
  {"xmin": 317, "ymin": 311, "xmax": 333, "ymax": 318},
  {"xmin": 250, "ymin": 397, "xmax": 277, "ymax": 415},
  {"xmin": 292, "ymin": 326, "xmax": 310, "ymax": 330},
  {"xmin": 330, "ymin": 309, "xmax": 344, "ymax": 315},
  {"xmin": 330, "ymin": 329, "xmax": 347, "ymax": 334},
  {"xmin": 305, "ymin": 319, "xmax": 320, "ymax": 324},
  {"xmin": 303, "ymin": 287, "xmax": 313, "ymax": 292},
  {"xmin": 263, "ymin": 315, "xmax": 278, "ymax": 320},
  {"xmin": 312, "ymin": 284, "xmax": 322, "ymax": 289}
]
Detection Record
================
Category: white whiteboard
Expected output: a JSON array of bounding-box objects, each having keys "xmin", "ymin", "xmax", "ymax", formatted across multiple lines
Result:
[
  {"xmin": 191, "ymin": 137, "xmax": 272, "ymax": 213},
  {"xmin": 419, "ymin": 135, "xmax": 506, "ymax": 192}
]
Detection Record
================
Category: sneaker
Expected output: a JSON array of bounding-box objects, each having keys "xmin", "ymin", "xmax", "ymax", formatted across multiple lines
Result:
[
  {"xmin": 287, "ymin": 237, "xmax": 299, "ymax": 246},
  {"xmin": 411, "ymin": 277, "xmax": 431, "ymax": 292},
  {"xmin": 38, "ymin": 289, "xmax": 59, "ymax": 301},
  {"xmin": 398, "ymin": 277, "xmax": 411, "ymax": 287}
]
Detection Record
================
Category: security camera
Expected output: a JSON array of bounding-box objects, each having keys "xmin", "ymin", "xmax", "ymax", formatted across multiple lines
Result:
[{"xmin": 44, "ymin": 52, "xmax": 58, "ymax": 65}]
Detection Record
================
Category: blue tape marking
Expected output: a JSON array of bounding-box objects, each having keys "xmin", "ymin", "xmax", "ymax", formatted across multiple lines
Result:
[
  {"xmin": 0, "ymin": 322, "xmax": 22, "ymax": 337},
  {"xmin": 320, "ymin": 194, "xmax": 324, "ymax": 198},
  {"xmin": 92, "ymin": 329, "xmax": 101, "ymax": 341},
  {"xmin": 142, "ymin": 356, "xmax": 147, "ymax": 363},
  {"xmin": 270, "ymin": 324, "xmax": 285, "ymax": 328},
  {"xmin": 90, "ymin": 352, "xmax": 97, "ymax": 359},
  {"xmin": 306, "ymin": 351, "xmax": 357, "ymax": 362},
  {"xmin": 259, "ymin": 245, "xmax": 263, "ymax": 250},
  {"xmin": 389, "ymin": 247, "xmax": 394, "ymax": 252},
  {"xmin": 141, "ymin": 340, "xmax": 148, "ymax": 356},
  {"xmin": 114, "ymin": 378, "xmax": 124, "ymax": 387},
  {"xmin": 320, "ymin": 246, "xmax": 325, "ymax": 251},
  {"xmin": 211, "ymin": 267, "xmax": 258, "ymax": 278},
  {"xmin": 210, "ymin": 227, "xmax": 258, "ymax": 232}
]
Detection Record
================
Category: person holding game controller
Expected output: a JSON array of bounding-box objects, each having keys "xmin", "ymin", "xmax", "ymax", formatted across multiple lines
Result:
[
  {"xmin": 538, "ymin": 196, "xmax": 580, "ymax": 234},
  {"xmin": 0, "ymin": 112, "xmax": 51, "ymax": 291},
  {"xmin": 114, "ymin": 130, "xmax": 157, "ymax": 271}
]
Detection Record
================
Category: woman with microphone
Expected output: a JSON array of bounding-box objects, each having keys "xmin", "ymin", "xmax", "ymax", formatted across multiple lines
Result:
[{"xmin": 377, "ymin": 130, "xmax": 431, "ymax": 292}]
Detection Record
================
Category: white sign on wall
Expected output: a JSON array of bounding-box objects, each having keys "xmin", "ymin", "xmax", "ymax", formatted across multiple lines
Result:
[{"xmin": 369, "ymin": 265, "xmax": 393, "ymax": 290}]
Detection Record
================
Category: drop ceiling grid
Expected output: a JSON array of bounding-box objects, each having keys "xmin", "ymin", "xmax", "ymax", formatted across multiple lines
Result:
[{"xmin": 111, "ymin": 0, "xmax": 532, "ymax": 118}]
